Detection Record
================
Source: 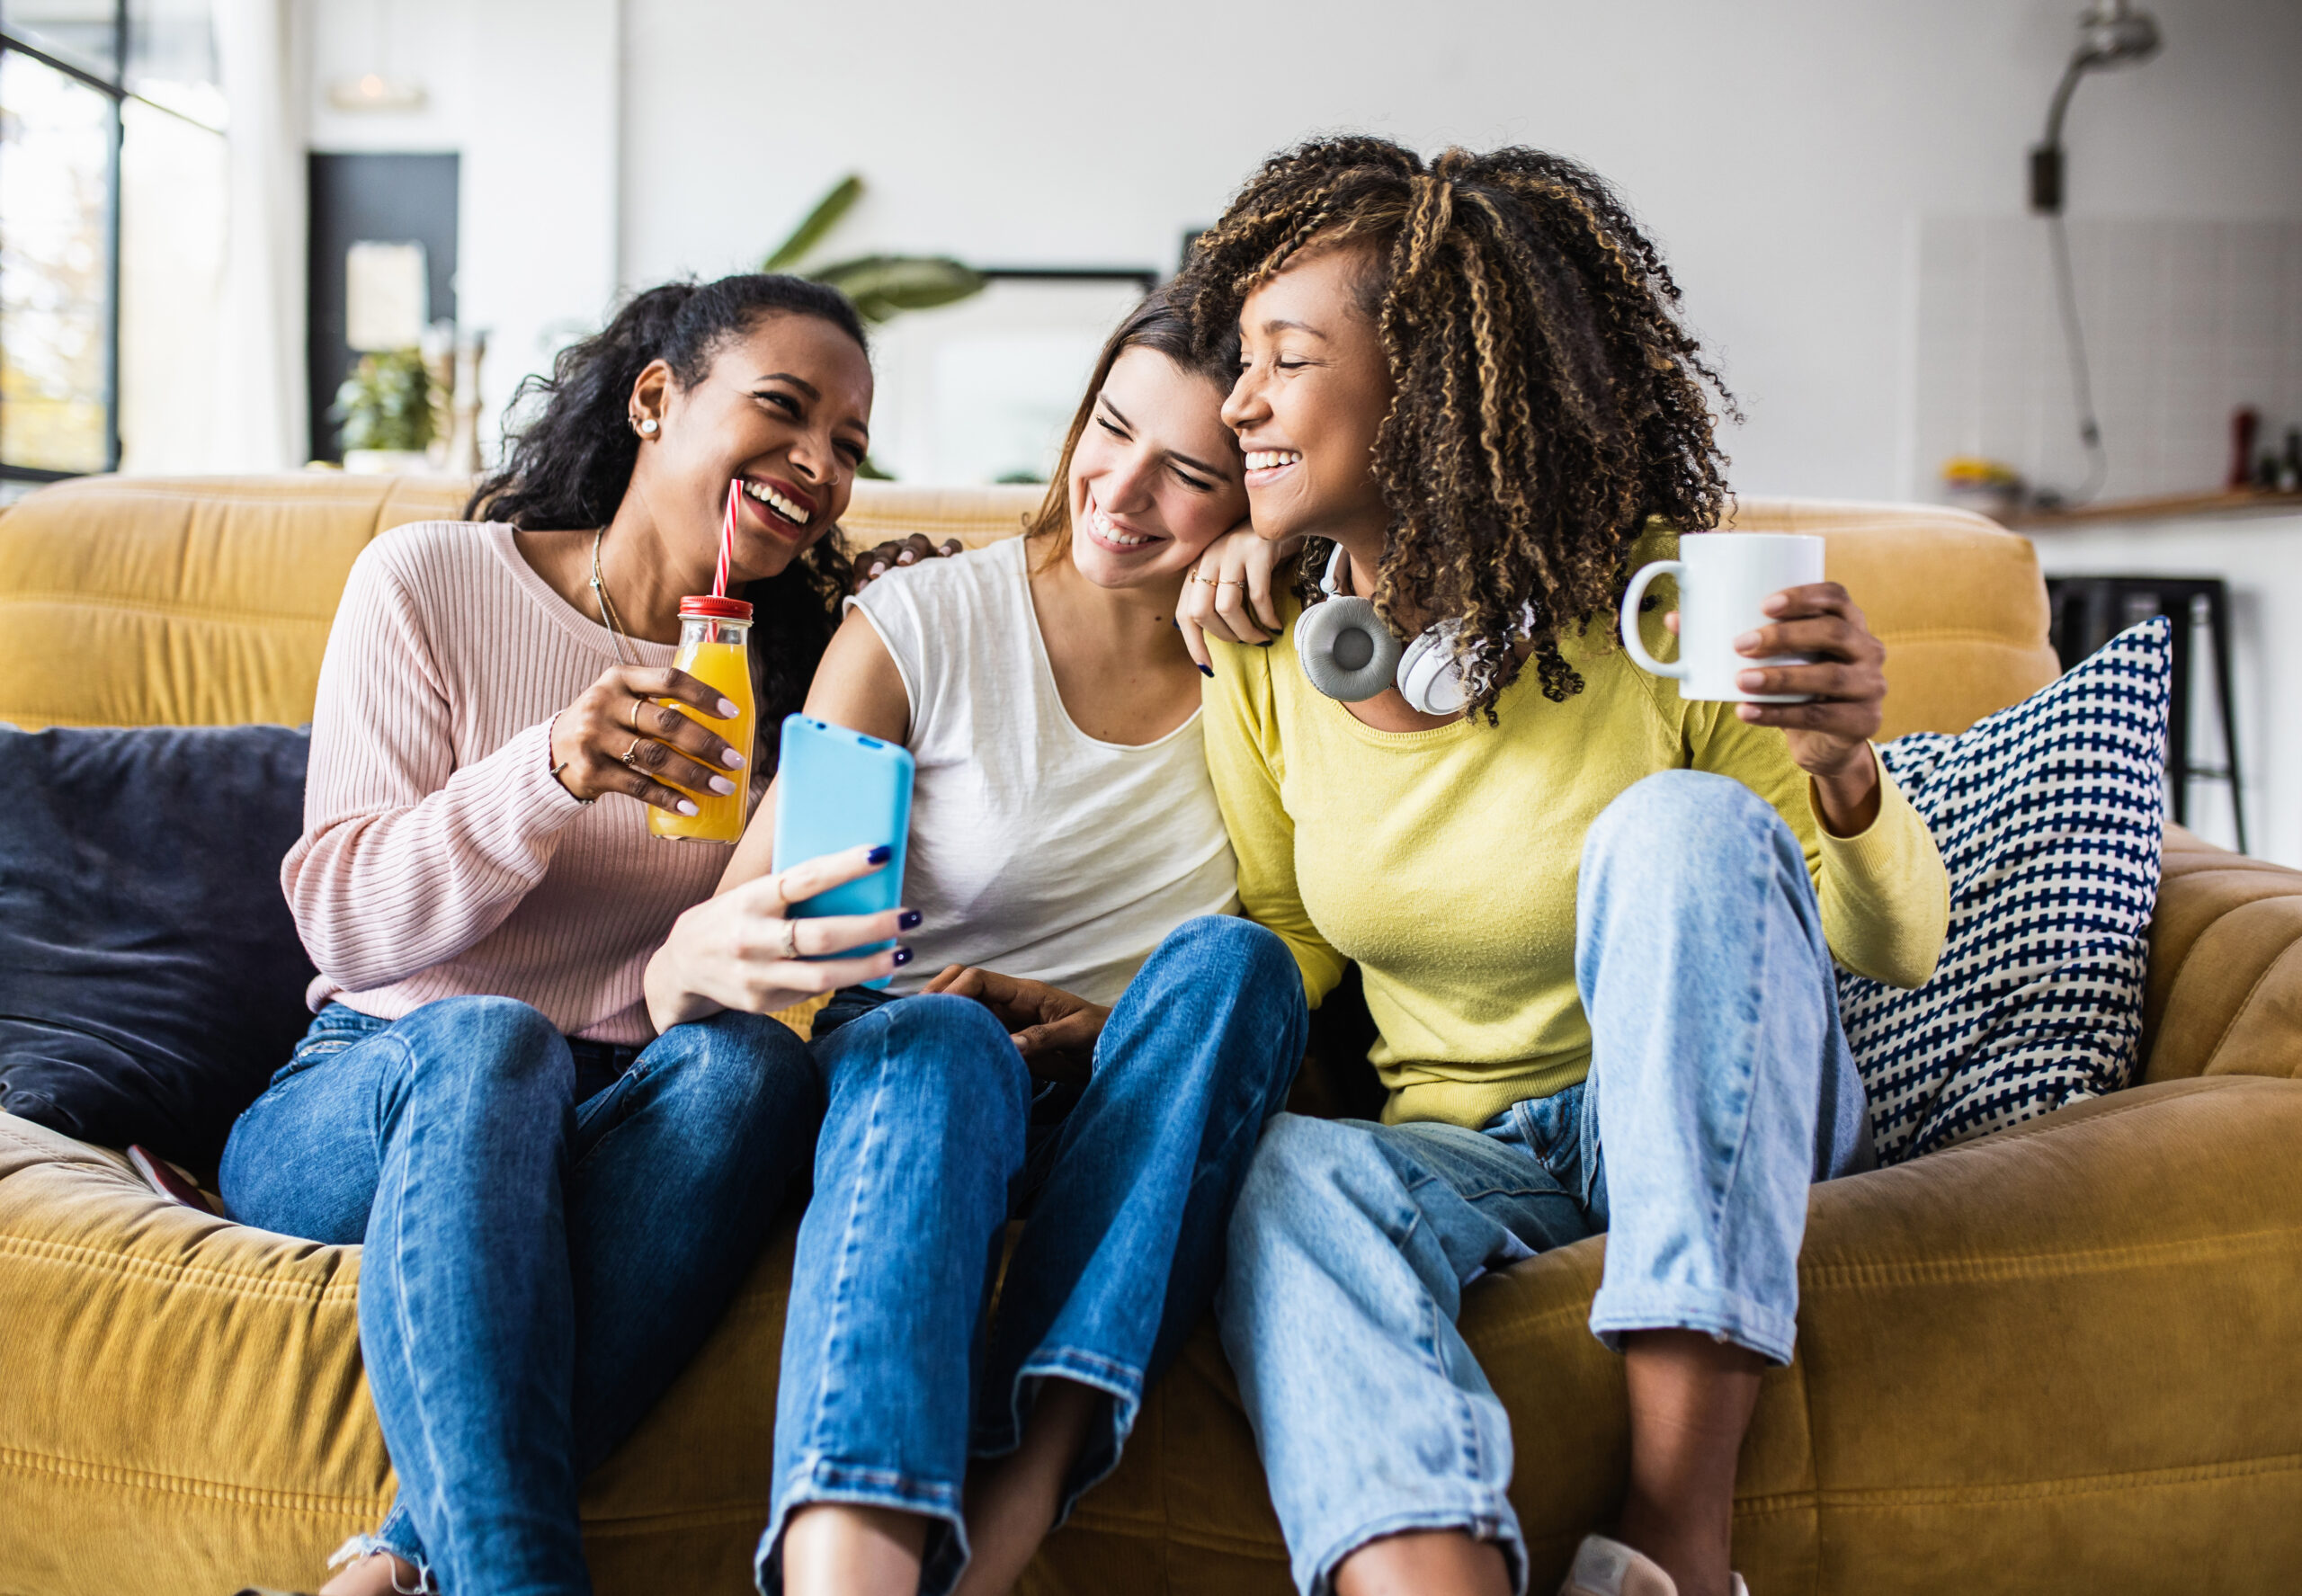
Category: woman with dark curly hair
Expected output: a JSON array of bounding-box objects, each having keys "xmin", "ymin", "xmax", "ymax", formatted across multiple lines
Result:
[
  {"xmin": 222, "ymin": 274, "xmax": 910, "ymax": 1596},
  {"xmin": 1171, "ymin": 140, "xmax": 1948, "ymax": 1596}
]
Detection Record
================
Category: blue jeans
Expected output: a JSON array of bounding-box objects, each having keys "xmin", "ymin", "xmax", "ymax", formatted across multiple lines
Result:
[
  {"xmin": 761, "ymin": 915, "xmax": 1307, "ymax": 1595},
  {"xmin": 1215, "ymin": 771, "xmax": 1873, "ymax": 1596},
  {"xmin": 219, "ymin": 996, "xmax": 820, "ymax": 1596}
]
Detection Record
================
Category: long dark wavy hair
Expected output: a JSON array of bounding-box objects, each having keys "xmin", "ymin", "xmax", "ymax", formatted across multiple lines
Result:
[
  {"xmin": 467, "ymin": 274, "xmax": 865, "ymax": 772},
  {"xmin": 1172, "ymin": 137, "xmax": 1735, "ymax": 719}
]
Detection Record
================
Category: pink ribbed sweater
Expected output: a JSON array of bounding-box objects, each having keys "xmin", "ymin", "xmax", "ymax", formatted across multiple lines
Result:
[{"xmin": 284, "ymin": 521, "xmax": 729, "ymax": 1043}]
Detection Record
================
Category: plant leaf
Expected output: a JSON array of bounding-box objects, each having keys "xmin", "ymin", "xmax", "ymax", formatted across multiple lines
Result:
[
  {"xmin": 808, "ymin": 254, "xmax": 986, "ymax": 323},
  {"xmin": 764, "ymin": 174, "xmax": 863, "ymax": 272}
]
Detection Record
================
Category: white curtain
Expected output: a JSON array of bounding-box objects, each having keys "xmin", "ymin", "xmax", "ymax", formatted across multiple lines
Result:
[{"xmin": 210, "ymin": 0, "xmax": 307, "ymax": 471}]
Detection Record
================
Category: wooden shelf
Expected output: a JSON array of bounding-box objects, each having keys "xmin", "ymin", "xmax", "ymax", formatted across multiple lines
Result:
[{"xmin": 2007, "ymin": 488, "xmax": 2302, "ymax": 529}]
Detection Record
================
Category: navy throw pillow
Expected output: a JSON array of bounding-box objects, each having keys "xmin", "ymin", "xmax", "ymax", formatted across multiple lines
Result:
[
  {"xmin": 0, "ymin": 725, "xmax": 315, "ymax": 1178},
  {"xmin": 1838, "ymin": 618, "xmax": 2171, "ymax": 1164}
]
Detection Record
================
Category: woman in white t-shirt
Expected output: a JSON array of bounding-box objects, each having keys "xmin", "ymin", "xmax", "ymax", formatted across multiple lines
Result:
[{"xmin": 642, "ymin": 292, "xmax": 1308, "ymax": 1596}]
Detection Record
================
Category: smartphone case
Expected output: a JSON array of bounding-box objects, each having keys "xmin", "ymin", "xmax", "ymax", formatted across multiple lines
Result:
[{"xmin": 771, "ymin": 714, "xmax": 915, "ymax": 989}]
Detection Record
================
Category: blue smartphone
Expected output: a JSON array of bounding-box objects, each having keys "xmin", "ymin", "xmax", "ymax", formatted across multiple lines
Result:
[{"xmin": 771, "ymin": 713, "xmax": 915, "ymax": 990}]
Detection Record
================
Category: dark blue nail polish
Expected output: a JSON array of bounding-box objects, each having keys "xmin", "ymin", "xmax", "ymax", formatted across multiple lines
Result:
[
  {"xmin": 867, "ymin": 844, "xmax": 892, "ymax": 865},
  {"xmin": 898, "ymin": 909, "xmax": 923, "ymax": 930},
  {"xmin": 892, "ymin": 945, "xmax": 914, "ymax": 966},
  {"xmin": 1199, "ymin": 664, "xmax": 1214, "ymax": 677},
  {"xmin": 1254, "ymin": 638, "xmax": 1274, "ymax": 647}
]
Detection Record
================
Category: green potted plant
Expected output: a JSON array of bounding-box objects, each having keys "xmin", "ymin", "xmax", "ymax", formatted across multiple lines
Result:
[{"xmin": 333, "ymin": 349, "xmax": 435, "ymax": 473}]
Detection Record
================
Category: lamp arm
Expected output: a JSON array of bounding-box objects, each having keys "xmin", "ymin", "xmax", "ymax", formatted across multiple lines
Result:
[{"xmin": 2041, "ymin": 57, "xmax": 2088, "ymax": 150}]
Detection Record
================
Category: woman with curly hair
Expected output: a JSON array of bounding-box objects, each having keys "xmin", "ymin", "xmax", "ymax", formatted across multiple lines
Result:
[
  {"xmin": 1170, "ymin": 139, "xmax": 1948, "ymax": 1596},
  {"xmin": 224, "ymin": 274, "xmax": 909, "ymax": 1596}
]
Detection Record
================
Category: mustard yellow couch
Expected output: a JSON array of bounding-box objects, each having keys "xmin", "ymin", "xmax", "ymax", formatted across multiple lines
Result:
[{"xmin": 2, "ymin": 475, "xmax": 2298, "ymax": 1595}]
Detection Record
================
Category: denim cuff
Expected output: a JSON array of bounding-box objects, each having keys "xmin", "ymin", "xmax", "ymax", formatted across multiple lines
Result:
[
  {"xmin": 972, "ymin": 1349, "xmax": 1146, "ymax": 1536},
  {"xmin": 756, "ymin": 1457, "xmax": 968, "ymax": 1596},
  {"xmin": 1304, "ymin": 1498, "xmax": 1527, "ymax": 1596},
  {"xmin": 1587, "ymin": 1281, "xmax": 1800, "ymax": 1368},
  {"xmin": 328, "ymin": 1531, "xmax": 435, "ymax": 1593}
]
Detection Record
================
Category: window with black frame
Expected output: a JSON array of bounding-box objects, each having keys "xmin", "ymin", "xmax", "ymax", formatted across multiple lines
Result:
[{"xmin": 1, "ymin": 0, "xmax": 222, "ymax": 491}]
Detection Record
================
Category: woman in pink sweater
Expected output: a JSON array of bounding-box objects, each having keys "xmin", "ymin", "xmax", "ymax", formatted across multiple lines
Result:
[{"xmin": 220, "ymin": 275, "xmax": 914, "ymax": 1596}]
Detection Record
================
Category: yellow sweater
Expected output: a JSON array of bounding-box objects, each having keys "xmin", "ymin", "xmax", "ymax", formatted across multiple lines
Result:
[{"xmin": 1200, "ymin": 535, "xmax": 1950, "ymax": 1130}]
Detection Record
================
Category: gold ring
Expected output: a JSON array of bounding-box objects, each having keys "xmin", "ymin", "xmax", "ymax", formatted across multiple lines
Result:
[
  {"xmin": 1213, "ymin": 577, "xmax": 1246, "ymax": 586},
  {"xmin": 780, "ymin": 920, "xmax": 800, "ymax": 960},
  {"xmin": 621, "ymin": 737, "xmax": 644, "ymax": 767}
]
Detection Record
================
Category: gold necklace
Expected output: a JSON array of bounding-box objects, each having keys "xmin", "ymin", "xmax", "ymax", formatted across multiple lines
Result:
[{"xmin": 589, "ymin": 525, "xmax": 636, "ymax": 665}]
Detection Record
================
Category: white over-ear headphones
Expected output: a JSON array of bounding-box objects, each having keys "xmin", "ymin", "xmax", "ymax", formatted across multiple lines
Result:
[{"xmin": 1295, "ymin": 545, "xmax": 1474, "ymax": 716}]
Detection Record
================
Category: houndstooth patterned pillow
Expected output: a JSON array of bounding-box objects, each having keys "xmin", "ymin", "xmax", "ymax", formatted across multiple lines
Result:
[{"xmin": 1840, "ymin": 617, "xmax": 2171, "ymax": 1164}]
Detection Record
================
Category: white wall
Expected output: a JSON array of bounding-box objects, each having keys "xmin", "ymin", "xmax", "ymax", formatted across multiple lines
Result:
[
  {"xmin": 301, "ymin": 0, "xmax": 620, "ymax": 459},
  {"xmin": 619, "ymin": 0, "xmax": 2302, "ymax": 499}
]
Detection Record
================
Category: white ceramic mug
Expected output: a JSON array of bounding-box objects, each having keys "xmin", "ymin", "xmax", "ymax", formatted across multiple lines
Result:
[{"xmin": 1619, "ymin": 532, "xmax": 1826, "ymax": 702}]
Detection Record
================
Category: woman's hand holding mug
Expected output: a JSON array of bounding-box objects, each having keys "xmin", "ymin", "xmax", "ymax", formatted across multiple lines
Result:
[
  {"xmin": 646, "ymin": 844, "xmax": 915, "ymax": 1031},
  {"xmin": 549, "ymin": 664, "xmax": 748, "ymax": 815},
  {"xmin": 1620, "ymin": 532, "xmax": 1887, "ymax": 834}
]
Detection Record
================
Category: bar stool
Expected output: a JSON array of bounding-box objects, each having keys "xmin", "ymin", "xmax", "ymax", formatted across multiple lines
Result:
[{"xmin": 2043, "ymin": 575, "xmax": 2247, "ymax": 853}]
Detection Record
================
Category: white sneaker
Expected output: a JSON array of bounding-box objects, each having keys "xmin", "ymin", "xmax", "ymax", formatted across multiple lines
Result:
[{"xmin": 1557, "ymin": 1534, "xmax": 1751, "ymax": 1596}]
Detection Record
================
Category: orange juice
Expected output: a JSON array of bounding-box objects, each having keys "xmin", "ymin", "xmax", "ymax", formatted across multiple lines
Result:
[{"xmin": 649, "ymin": 598, "xmax": 756, "ymax": 843}]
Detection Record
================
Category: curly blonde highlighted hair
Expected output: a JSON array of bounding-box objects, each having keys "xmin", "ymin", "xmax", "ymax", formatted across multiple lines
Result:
[{"xmin": 1173, "ymin": 137, "xmax": 1735, "ymax": 718}]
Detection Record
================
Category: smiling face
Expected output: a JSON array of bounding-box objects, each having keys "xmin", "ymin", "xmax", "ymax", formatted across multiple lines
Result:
[
  {"xmin": 1065, "ymin": 343, "xmax": 1246, "ymax": 591},
  {"xmin": 632, "ymin": 311, "xmax": 874, "ymax": 582},
  {"xmin": 1221, "ymin": 242, "xmax": 1395, "ymax": 551}
]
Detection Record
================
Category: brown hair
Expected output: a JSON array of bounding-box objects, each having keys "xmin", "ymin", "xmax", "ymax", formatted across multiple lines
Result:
[
  {"xmin": 1022, "ymin": 286, "xmax": 1243, "ymax": 569},
  {"xmin": 1172, "ymin": 137, "xmax": 1734, "ymax": 718}
]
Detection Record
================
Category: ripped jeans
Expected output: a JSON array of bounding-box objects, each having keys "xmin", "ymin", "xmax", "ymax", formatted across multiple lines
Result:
[{"xmin": 219, "ymin": 996, "xmax": 819, "ymax": 1596}]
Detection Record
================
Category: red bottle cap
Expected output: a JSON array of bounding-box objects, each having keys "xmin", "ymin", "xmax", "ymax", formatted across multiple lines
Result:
[{"xmin": 679, "ymin": 594, "xmax": 754, "ymax": 621}]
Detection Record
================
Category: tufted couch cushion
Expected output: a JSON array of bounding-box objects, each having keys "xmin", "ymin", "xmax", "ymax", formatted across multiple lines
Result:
[{"xmin": 0, "ymin": 479, "xmax": 2050, "ymax": 741}]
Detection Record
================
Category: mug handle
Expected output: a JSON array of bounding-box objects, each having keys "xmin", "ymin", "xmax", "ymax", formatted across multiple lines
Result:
[{"xmin": 1619, "ymin": 560, "xmax": 1688, "ymax": 679}]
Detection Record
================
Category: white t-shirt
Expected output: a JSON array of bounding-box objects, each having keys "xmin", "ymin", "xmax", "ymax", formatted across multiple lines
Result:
[{"xmin": 847, "ymin": 536, "xmax": 1239, "ymax": 1006}]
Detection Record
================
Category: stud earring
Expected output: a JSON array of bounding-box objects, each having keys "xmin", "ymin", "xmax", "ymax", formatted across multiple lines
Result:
[{"xmin": 637, "ymin": 417, "xmax": 658, "ymax": 435}]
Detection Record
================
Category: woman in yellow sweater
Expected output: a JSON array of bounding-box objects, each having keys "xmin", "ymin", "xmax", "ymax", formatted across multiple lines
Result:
[{"xmin": 1169, "ymin": 140, "xmax": 1948, "ymax": 1596}]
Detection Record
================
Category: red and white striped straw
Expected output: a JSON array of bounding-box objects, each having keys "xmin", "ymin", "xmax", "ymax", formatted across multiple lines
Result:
[{"xmin": 715, "ymin": 480, "xmax": 737, "ymax": 599}]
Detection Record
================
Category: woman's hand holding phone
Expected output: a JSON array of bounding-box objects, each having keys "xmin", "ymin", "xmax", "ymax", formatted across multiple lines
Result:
[
  {"xmin": 923, "ymin": 965, "xmax": 1110, "ymax": 1082},
  {"xmin": 645, "ymin": 843, "xmax": 915, "ymax": 1031}
]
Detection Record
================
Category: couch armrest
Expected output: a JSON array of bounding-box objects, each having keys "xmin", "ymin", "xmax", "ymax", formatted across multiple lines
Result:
[{"xmin": 2141, "ymin": 825, "xmax": 2302, "ymax": 1083}]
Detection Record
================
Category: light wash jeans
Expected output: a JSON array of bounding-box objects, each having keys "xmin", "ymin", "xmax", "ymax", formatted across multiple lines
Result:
[
  {"xmin": 760, "ymin": 914, "xmax": 1307, "ymax": 1596},
  {"xmin": 219, "ymin": 996, "xmax": 820, "ymax": 1596},
  {"xmin": 1216, "ymin": 771, "xmax": 1874, "ymax": 1596}
]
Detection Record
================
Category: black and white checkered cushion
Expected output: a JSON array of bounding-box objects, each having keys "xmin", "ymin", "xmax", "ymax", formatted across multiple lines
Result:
[{"xmin": 1839, "ymin": 617, "xmax": 2171, "ymax": 1164}]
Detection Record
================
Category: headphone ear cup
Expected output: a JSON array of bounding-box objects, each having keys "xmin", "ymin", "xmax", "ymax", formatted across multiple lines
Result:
[
  {"xmin": 1295, "ymin": 595, "xmax": 1405, "ymax": 702},
  {"xmin": 1395, "ymin": 630, "xmax": 1472, "ymax": 716}
]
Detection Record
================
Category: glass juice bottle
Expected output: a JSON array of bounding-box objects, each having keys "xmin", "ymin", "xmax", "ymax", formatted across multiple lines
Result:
[{"xmin": 648, "ymin": 595, "xmax": 755, "ymax": 843}]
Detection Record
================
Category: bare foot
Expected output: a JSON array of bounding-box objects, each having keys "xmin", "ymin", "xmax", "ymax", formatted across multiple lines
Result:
[
  {"xmin": 951, "ymin": 1380, "xmax": 1102, "ymax": 1596},
  {"xmin": 317, "ymin": 1551, "xmax": 423, "ymax": 1596}
]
